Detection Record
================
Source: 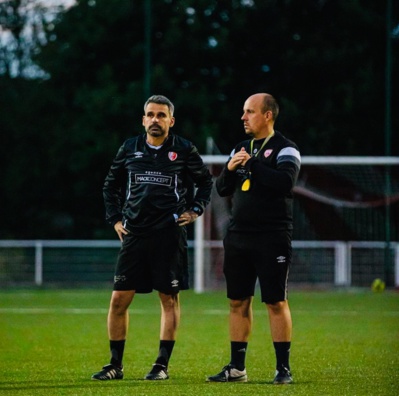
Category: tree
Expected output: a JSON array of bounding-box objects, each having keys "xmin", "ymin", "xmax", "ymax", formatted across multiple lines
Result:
[
  {"xmin": 1, "ymin": 0, "xmax": 397, "ymax": 239},
  {"xmin": 0, "ymin": 0, "xmax": 69, "ymax": 78}
]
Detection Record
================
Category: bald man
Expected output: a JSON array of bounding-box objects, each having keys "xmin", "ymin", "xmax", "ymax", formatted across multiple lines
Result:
[{"xmin": 207, "ymin": 93, "xmax": 301, "ymax": 385}]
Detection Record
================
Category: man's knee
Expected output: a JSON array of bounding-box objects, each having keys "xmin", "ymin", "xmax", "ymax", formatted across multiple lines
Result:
[
  {"xmin": 110, "ymin": 291, "xmax": 133, "ymax": 314},
  {"xmin": 229, "ymin": 298, "xmax": 251, "ymax": 315},
  {"xmin": 159, "ymin": 292, "xmax": 179, "ymax": 311},
  {"xmin": 266, "ymin": 300, "xmax": 288, "ymax": 315}
]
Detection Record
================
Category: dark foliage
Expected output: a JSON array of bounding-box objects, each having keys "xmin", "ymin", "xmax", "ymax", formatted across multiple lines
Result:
[{"xmin": 0, "ymin": 0, "xmax": 398, "ymax": 238}]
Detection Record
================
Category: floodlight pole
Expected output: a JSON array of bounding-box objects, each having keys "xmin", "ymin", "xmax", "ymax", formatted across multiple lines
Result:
[
  {"xmin": 144, "ymin": 0, "xmax": 151, "ymax": 99},
  {"xmin": 384, "ymin": 0, "xmax": 392, "ymax": 283}
]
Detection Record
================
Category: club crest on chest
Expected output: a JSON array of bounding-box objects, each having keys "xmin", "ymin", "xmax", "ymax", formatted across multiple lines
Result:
[
  {"xmin": 264, "ymin": 149, "xmax": 273, "ymax": 158},
  {"xmin": 168, "ymin": 152, "xmax": 178, "ymax": 161}
]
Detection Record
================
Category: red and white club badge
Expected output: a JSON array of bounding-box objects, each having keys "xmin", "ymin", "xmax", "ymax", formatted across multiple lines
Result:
[
  {"xmin": 264, "ymin": 149, "xmax": 273, "ymax": 158},
  {"xmin": 168, "ymin": 152, "xmax": 178, "ymax": 161}
]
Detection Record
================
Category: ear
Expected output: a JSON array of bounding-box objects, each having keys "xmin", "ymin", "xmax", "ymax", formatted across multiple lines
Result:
[
  {"xmin": 142, "ymin": 116, "xmax": 146, "ymax": 126},
  {"xmin": 264, "ymin": 110, "xmax": 273, "ymax": 122},
  {"xmin": 169, "ymin": 117, "xmax": 175, "ymax": 127}
]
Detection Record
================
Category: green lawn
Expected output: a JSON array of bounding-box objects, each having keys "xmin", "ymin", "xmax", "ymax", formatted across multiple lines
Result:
[{"xmin": 0, "ymin": 289, "xmax": 398, "ymax": 395}]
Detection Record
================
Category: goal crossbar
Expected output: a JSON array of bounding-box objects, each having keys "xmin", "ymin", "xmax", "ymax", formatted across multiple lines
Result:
[{"xmin": 201, "ymin": 155, "xmax": 399, "ymax": 165}]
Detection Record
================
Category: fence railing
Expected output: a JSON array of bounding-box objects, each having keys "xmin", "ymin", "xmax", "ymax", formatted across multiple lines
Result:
[{"xmin": 0, "ymin": 238, "xmax": 398, "ymax": 291}]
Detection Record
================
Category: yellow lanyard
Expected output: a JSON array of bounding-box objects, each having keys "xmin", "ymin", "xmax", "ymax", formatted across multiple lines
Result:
[{"xmin": 249, "ymin": 131, "xmax": 274, "ymax": 157}]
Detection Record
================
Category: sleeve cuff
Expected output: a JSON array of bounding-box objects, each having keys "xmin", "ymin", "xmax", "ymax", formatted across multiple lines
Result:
[{"xmin": 190, "ymin": 205, "xmax": 204, "ymax": 216}]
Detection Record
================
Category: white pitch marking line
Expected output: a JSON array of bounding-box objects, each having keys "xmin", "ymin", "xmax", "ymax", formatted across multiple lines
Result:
[{"xmin": 0, "ymin": 308, "xmax": 398, "ymax": 316}]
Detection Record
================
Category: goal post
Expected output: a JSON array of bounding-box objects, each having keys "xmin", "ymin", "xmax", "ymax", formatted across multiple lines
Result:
[{"xmin": 193, "ymin": 156, "xmax": 399, "ymax": 292}]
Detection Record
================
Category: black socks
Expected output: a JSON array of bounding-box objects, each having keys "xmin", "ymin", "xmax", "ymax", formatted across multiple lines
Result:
[
  {"xmin": 110, "ymin": 340, "xmax": 125, "ymax": 368},
  {"xmin": 155, "ymin": 340, "xmax": 175, "ymax": 367},
  {"xmin": 109, "ymin": 339, "xmax": 175, "ymax": 369},
  {"xmin": 109, "ymin": 339, "xmax": 289, "ymax": 373},
  {"xmin": 274, "ymin": 341, "xmax": 291, "ymax": 370},
  {"xmin": 230, "ymin": 341, "xmax": 248, "ymax": 371}
]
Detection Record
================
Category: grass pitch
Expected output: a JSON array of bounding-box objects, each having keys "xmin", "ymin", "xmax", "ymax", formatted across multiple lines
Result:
[{"xmin": 0, "ymin": 288, "xmax": 398, "ymax": 395}]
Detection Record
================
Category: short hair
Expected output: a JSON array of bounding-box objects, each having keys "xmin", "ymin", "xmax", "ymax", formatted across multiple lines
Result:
[
  {"xmin": 144, "ymin": 95, "xmax": 174, "ymax": 116},
  {"xmin": 261, "ymin": 94, "xmax": 279, "ymax": 120}
]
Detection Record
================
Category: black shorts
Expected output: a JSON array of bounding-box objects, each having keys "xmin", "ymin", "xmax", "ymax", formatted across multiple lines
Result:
[
  {"xmin": 223, "ymin": 230, "xmax": 292, "ymax": 304},
  {"xmin": 113, "ymin": 226, "xmax": 189, "ymax": 294}
]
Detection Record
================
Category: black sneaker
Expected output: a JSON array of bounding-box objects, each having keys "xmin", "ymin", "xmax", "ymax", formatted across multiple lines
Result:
[
  {"xmin": 207, "ymin": 364, "xmax": 248, "ymax": 382},
  {"xmin": 91, "ymin": 364, "xmax": 123, "ymax": 380},
  {"xmin": 273, "ymin": 366, "xmax": 293, "ymax": 384},
  {"xmin": 144, "ymin": 364, "xmax": 169, "ymax": 380}
]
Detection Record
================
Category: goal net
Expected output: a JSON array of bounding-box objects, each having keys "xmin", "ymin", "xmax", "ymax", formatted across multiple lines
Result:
[{"xmin": 196, "ymin": 156, "xmax": 399, "ymax": 290}]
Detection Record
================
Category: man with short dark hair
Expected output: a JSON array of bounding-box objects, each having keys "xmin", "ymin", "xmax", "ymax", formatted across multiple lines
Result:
[{"xmin": 92, "ymin": 95, "xmax": 213, "ymax": 381}]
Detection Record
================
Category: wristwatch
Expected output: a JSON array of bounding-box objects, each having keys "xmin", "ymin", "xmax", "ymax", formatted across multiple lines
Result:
[{"xmin": 191, "ymin": 206, "xmax": 202, "ymax": 216}]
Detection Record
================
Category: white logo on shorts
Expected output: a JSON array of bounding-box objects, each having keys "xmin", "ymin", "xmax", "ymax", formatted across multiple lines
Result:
[
  {"xmin": 114, "ymin": 275, "xmax": 127, "ymax": 283},
  {"xmin": 277, "ymin": 256, "xmax": 286, "ymax": 263},
  {"xmin": 171, "ymin": 280, "xmax": 179, "ymax": 287}
]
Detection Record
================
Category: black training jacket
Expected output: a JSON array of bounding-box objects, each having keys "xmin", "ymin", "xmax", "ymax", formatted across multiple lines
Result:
[
  {"xmin": 103, "ymin": 133, "xmax": 213, "ymax": 235},
  {"xmin": 216, "ymin": 131, "xmax": 301, "ymax": 232}
]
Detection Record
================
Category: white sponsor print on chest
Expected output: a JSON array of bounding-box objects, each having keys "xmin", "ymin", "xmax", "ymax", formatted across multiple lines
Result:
[{"xmin": 135, "ymin": 171, "xmax": 172, "ymax": 186}]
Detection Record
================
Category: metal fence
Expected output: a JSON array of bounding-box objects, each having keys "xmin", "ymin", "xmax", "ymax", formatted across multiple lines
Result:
[{"xmin": 0, "ymin": 238, "xmax": 398, "ymax": 291}]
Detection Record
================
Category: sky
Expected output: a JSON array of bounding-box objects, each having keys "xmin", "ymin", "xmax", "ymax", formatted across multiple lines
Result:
[{"xmin": 0, "ymin": 0, "xmax": 77, "ymax": 78}]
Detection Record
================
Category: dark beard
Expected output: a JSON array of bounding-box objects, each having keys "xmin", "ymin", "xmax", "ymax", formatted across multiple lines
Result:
[{"xmin": 147, "ymin": 126, "xmax": 166, "ymax": 138}]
